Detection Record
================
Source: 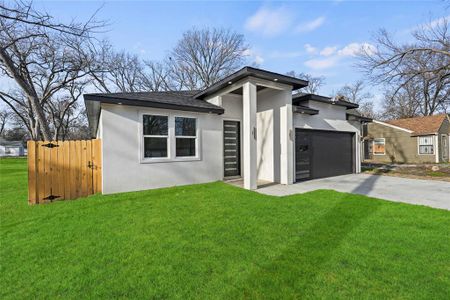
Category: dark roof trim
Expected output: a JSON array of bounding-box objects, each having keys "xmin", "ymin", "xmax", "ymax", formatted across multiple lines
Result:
[
  {"xmin": 84, "ymin": 93, "xmax": 224, "ymax": 138},
  {"xmin": 346, "ymin": 113, "xmax": 372, "ymax": 123},
  {"xmin": 293, "ymin": 105, "xmax": 319, "ymax": 115},
  {"xmin": 84, "ymin": 94, "xmax": 224, "ymax": 114},
  {"xmin": 194, "ymin": 66, "xmax": 309, "ymax": 99},
  {"xmin": 293, "ymin": 93, "xmax": 359, "ymax": 109}
]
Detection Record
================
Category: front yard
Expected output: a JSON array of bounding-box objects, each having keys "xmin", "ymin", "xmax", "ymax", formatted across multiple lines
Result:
[
  {"xmin": 1, "ymin": 158, "xmax": 449, "ymax": 299},
  {"xmin": 362, "ymin": 163, "xmax": 450, "ymax": 182}
]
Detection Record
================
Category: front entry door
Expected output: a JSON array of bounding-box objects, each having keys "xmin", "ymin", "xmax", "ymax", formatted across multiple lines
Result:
[
  {"xmin": 295, "ymin": 131, "xmax": 312, "ymax": 181},
  {"xmin": 223, "ymin": 121, "xmax": 241, "ymax": 177},
  {"xmin": 441, "ymin": 134, "xmax": 449, "ymax": 162}
]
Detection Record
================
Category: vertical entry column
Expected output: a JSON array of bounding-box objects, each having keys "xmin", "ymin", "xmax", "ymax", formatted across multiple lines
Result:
[
  {"xmin": 243, "ymin": 81, "xmax": 257, "ymax": 190},
  {"xmin": 280, "ymin": 103, "xmax": 294, "ymax": 185}
]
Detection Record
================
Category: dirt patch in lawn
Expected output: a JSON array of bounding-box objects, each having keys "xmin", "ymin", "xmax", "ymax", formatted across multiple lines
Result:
[{"xmin": 362, "ymin": 163, "xmax": 450, "ymax": 182}]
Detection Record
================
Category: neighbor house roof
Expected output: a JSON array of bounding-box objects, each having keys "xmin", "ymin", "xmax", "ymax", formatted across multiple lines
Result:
[
  {"xmin": 84, "ymin": 90, "xmax": 225, "ymax": 137},
  {"xmin": 194, "ymin": 66, "xmax": 309, "ymax": 99},
  {"xmin": 292, "ymin": 93, "xmax": 359, "ymax": 109},
  {"xmin": 386, "ymin": 114, "xmax": 448, "ymax": 136},
  {"xmin": 0, "ymin": 138, "xmax": 23, "ymax": 147}
]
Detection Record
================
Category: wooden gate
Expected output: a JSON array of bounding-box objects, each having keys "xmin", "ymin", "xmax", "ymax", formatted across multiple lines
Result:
[{"xmin": 27, "ymin": 139, "xmax": 102, "ymax": 204}]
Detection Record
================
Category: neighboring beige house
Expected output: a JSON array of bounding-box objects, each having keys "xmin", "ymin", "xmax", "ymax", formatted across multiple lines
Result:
[{"xmin": 363, "ymin": 114, "xmax": 450, "ymax": 164}]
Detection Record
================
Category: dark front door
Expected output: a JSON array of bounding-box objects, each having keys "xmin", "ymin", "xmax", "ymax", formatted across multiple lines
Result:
[
  {"xmin": 223, "ymin": 121, "xmax": 241, "ymax": 177},
  {"xmin": 295, "ymin": 129, "xmax": 354, "ymax": 181},
  {"xmin": 295, "ymin": 131, "xmax": 312, "ymax": 180}
]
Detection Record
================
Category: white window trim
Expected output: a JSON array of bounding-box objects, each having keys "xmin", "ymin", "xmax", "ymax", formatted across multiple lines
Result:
[
  {"xmin": 417, "ymin": 135, "xmax": 435, "ymax": 155},
  {"xmin": 174, "ymin": 115, "xmax": 200, "ymax": 160},
  {"xmin": 139, "ymin": 111, "xmax": 201, "ymax": 164},
  {"xmin": 372, "ymin": 138, "xmax": 385, "ymax": 155},
  {"xmin": 141, "ymin": 113, "xmax": 170, "ymax": 163}
]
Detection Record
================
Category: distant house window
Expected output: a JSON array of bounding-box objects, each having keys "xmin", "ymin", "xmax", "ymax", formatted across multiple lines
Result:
[
  {"xmin": 175, "ymin": 117, "xmax": 197, "ymax": 157},
  {"xmin": 373, "ymin": 138, "xmax": 385, "ymax": 155},
  {"xmin": 143, "ymin": 115, "xmax": 168, "ymax": 158},
  {"xmin": 418, "ymin": 136, "xmax": 434, "ymax": 155}
]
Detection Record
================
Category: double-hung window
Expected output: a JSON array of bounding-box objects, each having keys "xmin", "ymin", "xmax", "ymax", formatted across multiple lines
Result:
[
  {"xmin": 143, "ymin": 115, "xmax": 168, "ymax": 158},
  {"xmin": 418, "ymin": 136, "xmax": 434, "ymax": 154},
  {"xmin": 373, "ymin": 138, "xmax": 385, "ymax": 155},
  {"xmin": 175, "ymin": 117, "xmax": 197, "ymax": 157}
]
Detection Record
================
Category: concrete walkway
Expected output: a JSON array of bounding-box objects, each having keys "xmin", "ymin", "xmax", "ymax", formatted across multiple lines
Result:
[{"xmin": 257, "ymin": 174, "xmax": 450, "ymax": 211}]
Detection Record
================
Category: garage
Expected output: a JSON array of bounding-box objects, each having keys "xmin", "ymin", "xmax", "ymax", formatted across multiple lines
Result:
[{"xmin": 295, "ymin": 129, "xmax": 355, "ymax": 181}]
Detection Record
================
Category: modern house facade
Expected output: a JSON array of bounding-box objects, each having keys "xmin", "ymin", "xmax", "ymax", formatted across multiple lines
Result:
[
  {"xmin": 363, "ymin": 114, "xmax": 450, "ymax": 164},
  {"xmin": 85, "ymin": 67, "xmax": 367, "ymax": 194}
]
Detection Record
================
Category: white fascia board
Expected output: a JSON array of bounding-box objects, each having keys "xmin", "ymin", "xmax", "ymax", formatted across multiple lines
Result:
[{"xmin": 373, "ymin": 120, "xmax": 414, "ymax": 133}]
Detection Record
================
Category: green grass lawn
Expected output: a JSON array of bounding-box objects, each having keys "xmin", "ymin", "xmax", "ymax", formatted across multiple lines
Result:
[{"xmin": 1, "ymin": 158, "xmax": 449, "ymax": 299}]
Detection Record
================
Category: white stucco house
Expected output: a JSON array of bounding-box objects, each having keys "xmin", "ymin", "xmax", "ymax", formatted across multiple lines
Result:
[
  {"xmin": 0, "ymin": 138, "xmax": 25, "ymax": 157},
  {"xmin": 85, "ymin": 67, "xmax": 370, "ymax": 194}
]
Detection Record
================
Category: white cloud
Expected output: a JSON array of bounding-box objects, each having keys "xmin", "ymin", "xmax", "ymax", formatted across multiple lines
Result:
[
  {"xmin": 243, "ymin": 49, "xmax": 264, "ymax": 66},
  {"xmin": 304, "ymin": 42, "xmax": 376, "ymax": 70},
  {"xmin": 296, "ymin": 16, "xmax": 326, "ymax": 33},
  {"xmin": 304, "ymin": 57, "xmax": 338, "ymax": 70},
  {"xmin": 320, "ymin": 46, "xmax": 337, "ymax": 56},
  {"xmin": 245, "ymin": 6, "xmax": 294, "ymax": 36},
  {"xmin": 254, "ymin": 55, "xmax": 264, "ymax": 65},
  {"xmin": 337, "ymin": 42, "xmax": 376, "ymax": 56},
  {"xmin": 427, "ymin": 15, "xmax": 450, "ymax": 29},
  {"xmin": 304, "ymin": 43, "xmax": 317, "ymax": 54},
  {"xmin": 408, "ymin": 15, "xmax": 450, "ymax": 33}
]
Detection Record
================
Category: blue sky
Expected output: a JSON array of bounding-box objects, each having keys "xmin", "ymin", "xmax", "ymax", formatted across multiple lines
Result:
[{"xmin": 6, "ymin": 1, "xmax": 450, "ymax": 110}]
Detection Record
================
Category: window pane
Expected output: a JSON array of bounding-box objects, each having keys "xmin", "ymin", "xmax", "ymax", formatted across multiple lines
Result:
[
  {"xmin": 143, "ymin": 115, "xmax": 168, "ymax": 135},
  {"xmin": 176, "ymin": 138, "xmax": 196, "ymax": 157},
  {"xmin": 175, "ymin": 117, "xmax": 196, "ymax": 136},
  {"xmin": 144, "ymin": 137, "xmax": 167, "ymax": 158},
  {"xmin": 419, "ymin": 145, "xmax": 434, "ymax": 154},
  {"xmin": 373, "ymin": 144, "xmax": 385, "ymax": 154}
]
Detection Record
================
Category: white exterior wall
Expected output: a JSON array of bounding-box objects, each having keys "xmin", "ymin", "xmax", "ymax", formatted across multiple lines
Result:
[
  {"xmin": 293, "ymin": 101, "xmax": 362, "ymax": 173},
  {"xmin": 96, "ymin": 111, "xmax": 103, "ymax": 139},
  {"xmin": 256, "ymin": 88, "xmax": 292, "ymax": 183},
  {"xmin": 100, "ymin": 104, "xmax": 223, "ymax": 194}
]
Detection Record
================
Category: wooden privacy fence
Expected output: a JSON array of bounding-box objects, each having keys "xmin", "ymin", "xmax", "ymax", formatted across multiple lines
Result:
[{"xmin": 27, "ymin": 139, "xmax": 102, "ymax": 204}]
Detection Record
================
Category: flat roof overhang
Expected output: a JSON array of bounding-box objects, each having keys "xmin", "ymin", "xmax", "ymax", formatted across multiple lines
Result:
[
  {"xmin": 293, "ymin": 93, "xmax": 359, "ymax": 109},
  {"xmin": 194, "ymin": 66, "xmax": 309, "ymax": 99},
  {"xmin": 346, "ymin": 113, "xmax": 373, "ymax": 123},
  {"xmin": 84, "ymin": 94, "xmax": 224, "ymax": 138},
  {"xmin": 293, "ymin": 105, "xmax": 319, "ymax": 115}
]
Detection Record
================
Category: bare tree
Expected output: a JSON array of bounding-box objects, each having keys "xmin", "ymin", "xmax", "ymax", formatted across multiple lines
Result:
[
  {"xmin": 381, "ymin": 82, "xmax": 422, "ymax": 120},
  {"xmin": 0, "ymin": 1, "xmax": 101, "ymax": 140},
  {"xmin": 336, "ymin": 80, "xmax": 376, "ymax": 118},
  {"xmin": 167, "ymin": 28, "xmax": 249, "ymax": 90},
  {"xmin": 142, "ymin": 61, "xmax": 173, "ymax": 91},
  {"xmin": 358, "ymin": 17, "xmax": 450, "ymax": 116},
  {"xmin": 0, "ymin": 107, "xmax": 10, "ymax": 135},
  {"xmin": 286, "ymin": 71, "xmax": 325, "ymax": 94},
  {"xmin": 88, "ymin": 42, "xmax": 148, "ymax": 93},
  {"xmin": 45, "ymin": 80, "xmax": 90, "ymax": 140},
  {"xmin": 0, "ymin": 1, "xmax": 105, "ymax": 37}
]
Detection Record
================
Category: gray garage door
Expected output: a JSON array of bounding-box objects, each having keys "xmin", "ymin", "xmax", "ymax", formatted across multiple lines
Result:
[{"xmin": 295, "ymin": 129, "xmax": 354, "ymax": 181}]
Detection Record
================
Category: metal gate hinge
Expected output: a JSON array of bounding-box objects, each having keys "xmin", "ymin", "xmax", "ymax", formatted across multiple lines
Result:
[
  {"xmin": 41, "ymin": 143, "xmax": 59, "ymax": 148},
  {"xmin": 43, "ymin": 194, "xmax": 60, "ymax": 201}
]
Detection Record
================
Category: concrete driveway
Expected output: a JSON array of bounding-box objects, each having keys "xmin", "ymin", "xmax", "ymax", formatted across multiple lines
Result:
[{"xmin": 257, "ymin": 174, "xmax": 450, "ymax": 210}]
